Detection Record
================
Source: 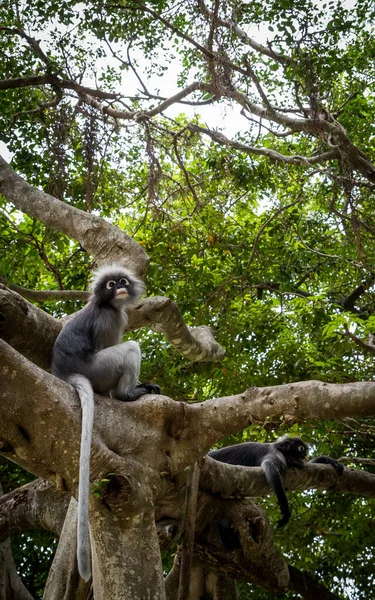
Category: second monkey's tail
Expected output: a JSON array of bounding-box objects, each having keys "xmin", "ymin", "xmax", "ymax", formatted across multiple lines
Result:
[{"xmin": 70, "ymin": 374, "xmax": 94, "ymax": 582}]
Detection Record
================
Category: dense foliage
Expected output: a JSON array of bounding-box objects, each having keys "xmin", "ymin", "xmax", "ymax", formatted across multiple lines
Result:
[{"xmin": 1, "ymin": 1, "xmax": 375, "ymax": 598}]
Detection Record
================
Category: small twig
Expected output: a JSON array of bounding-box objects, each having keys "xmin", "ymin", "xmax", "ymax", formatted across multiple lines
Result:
[{"xmin": 341, "ymin": 324, "xmax": 375, "ymax": 356}]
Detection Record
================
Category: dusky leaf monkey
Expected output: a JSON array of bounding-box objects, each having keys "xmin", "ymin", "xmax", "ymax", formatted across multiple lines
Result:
[
  {"xmin": 209, "ymin": 436, "xmax": 343, "ymax": 527},
  {"xmin": 51, "ymin": 264, "xmax": 160, "ymax": 580}
]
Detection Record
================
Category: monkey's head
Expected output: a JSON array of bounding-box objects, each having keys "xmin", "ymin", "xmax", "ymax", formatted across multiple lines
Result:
[
  {"xmin": 275, "ymin": 436, "xmax": 309, "ymax": 461},
  {"xmin": 91, "ymin": 264, "xmax": 145, "ymax": 308}
]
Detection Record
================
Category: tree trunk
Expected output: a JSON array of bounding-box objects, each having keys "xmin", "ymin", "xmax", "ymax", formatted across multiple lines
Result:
[{"xmin": 90, "ymin": 508, "xmax": 165, "ymax": 600}]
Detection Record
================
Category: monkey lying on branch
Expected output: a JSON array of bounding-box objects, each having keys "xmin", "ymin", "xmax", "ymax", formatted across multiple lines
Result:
[{"xmin": 209, "ymin": 436, "xmax": 344, "ymax": 527}]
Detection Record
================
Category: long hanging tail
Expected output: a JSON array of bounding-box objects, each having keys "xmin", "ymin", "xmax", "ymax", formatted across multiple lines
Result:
[{"xmin": 70, "ymin": 374, "xmax": 94, "ymax": 582}]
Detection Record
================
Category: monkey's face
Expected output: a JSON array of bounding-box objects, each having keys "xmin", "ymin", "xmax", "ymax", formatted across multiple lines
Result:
[
  {"xmin": 277, "ymin": 437, "xmax": 308, "ymax": 461},
  {"xmin": 92, "ymin": 267, "xmax": 145, "ymax": 307},
  {"xmin": 290, "ymin": 438, "xmax": 308, "ymax": 460},
  {"xmin": 105, "ymin": 276, "xmax": 131, "ymax": 305}
]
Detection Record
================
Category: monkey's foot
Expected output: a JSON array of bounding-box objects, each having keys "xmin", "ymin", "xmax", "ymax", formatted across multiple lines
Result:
[{"xmin": 136, "ymin": 383, "xmax": 162, "ymax": 395}]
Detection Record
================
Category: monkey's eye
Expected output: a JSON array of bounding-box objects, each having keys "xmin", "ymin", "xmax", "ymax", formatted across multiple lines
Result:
[
  {"xmin": 106, "ymin": 280, "xmax": 116, "ymax": 289},
  {"xmin": 298, "ymin": 445, "xmax": 305, "ymax": 452},
  {"xmin": 119, "ymin": 278, "xmax": 129, "ymax": 286}
]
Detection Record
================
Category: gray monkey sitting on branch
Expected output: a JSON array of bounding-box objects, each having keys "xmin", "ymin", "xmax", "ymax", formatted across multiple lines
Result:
[{"xmin": 51, "ymin": 264, "xmax": 161, "ymax": 581}]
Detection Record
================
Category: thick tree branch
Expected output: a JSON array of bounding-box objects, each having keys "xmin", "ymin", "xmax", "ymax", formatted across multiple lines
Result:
[
  {"xmin": 0, "ymin": 72, "xmax": 119, "ymax": 100},
  {"xmin": 0, "ymin": 283, "xmax": 59, "ymax": 370},
  {"xmin": 2, "ymin": 339, "xmax": 375, "ymax": 515},
  {"xmin": 0, "ymin": 285, "xmax": 225, "ymax": 365},
  {"xmin": 127, "ymin": 296, "xmax": 225, "ymax": 361},
  {"xmin": 0, "ymin": 156, "xmax": 149, "ymax": 277},
  {"xmin": 199, "ymin": 457, "xmax": 375, "ymax": 500},
  {"xmin": 3, "ymin": 334, "xmax": 375, "ymax": 479},
  {"xmin": 0, "ymin": 339, "xmax": 155, "ymax": 505},
  {"xmin": 0, "ymin": 479, "xmax": 69, "ymax": 541},
  {"xmin": 170, "ymin": 382, "xmax": 375, "ymax": 471}
]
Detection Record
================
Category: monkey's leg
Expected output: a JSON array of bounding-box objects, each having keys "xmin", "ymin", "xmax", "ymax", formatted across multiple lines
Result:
[
  {"xmin": 114, "ymin": 342, "xmax": 161, "ymax": 400},
  {"xmin": 114, "ymin": 341, "xmax": 142, "ymax": 401},
  {"xmin": 87, "ymin": 341, "xmax": 143, "ymax": 401},
  {"xmin": 88, "ymin": 342, "xmax": 159, "ymax": 401}
]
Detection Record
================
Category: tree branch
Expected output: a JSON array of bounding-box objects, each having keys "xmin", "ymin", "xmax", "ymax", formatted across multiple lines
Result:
[
  {"xmin": 341, "ymin": 325, "xmax": 375, "ymax": 356},
  {"xmin": 341, "ymin": 275, "xmax": 375, "ymax": 312},
  {"xmin": 0, "ymin": 479, "xmax": 69, "ymax": 541},
  {"xmin": 3, "ymin": 337, "xmax": 375, "ymax": 505},
  {"xmin": 0, "ymin": 73, "xmax": 119, "ymax": 100},
  {"xmin": 199, "ymin": 457, "xmax": 375, "ymax": 500},
  {"xmin": 198, "ymin": 0, "xmax": 293, "ymax": 65},
  {"xmin": 127, "ymin": 296, "xmax": 225, "ymax": 361},
  {"xmin": 0, "ymin": 277, "xmax": 90, "ymax": 302},
  {"xmin": 172, "ymin": 381, "xmax": 375, "ymax": 470},
  {"xmin": 0, "ymin": 340, "xmax": 140, "ymax": 495},
  {"xmin": 0, "ymin": 156, "xmax": 149, "ymax": 278},
  {"xmin": 0, "ymin": 284, "xmax": 225, "ymax": 364},
  {"xmin": 187, "ymin": 124, "xmax": 339, "ymax": 167},
  {"xmin": 0, "ymin": 283, "xmax": 60, "ymax": 370},
  {"xmin": 288, "ymin": 565, "xmax": 342, "ymax": 600}
]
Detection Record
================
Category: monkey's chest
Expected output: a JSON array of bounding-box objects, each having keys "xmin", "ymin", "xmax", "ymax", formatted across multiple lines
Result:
[{"xmin": 92, "ymin": 310, "xmax": 126, "ymax": 350}]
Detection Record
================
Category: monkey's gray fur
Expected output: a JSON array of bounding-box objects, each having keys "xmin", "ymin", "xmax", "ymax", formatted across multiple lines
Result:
[{"xmin": 51, "ymin": 264, "xmax": 160, "ymax": 581}]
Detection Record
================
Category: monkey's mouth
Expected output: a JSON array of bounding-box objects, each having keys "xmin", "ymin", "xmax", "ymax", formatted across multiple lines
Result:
[{"xmin": 115, "ymin": 289, "xmax": 128, "ymax": 298}]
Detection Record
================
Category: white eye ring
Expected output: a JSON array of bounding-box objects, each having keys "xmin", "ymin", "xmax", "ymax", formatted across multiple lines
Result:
[
  {"xmin": 119, "ymin": 278, "xmax": 129, "ymax": 285},
  {"xmin": 106, "ymin": 280, "xmax": 116, "ymax": 289},
  {"xmin": 298, "ymin": 445, "xmax": 305, "ymax": 452}
]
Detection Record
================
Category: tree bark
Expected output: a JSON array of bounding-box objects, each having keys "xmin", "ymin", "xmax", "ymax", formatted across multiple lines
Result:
[
  {"xmin": 90, "ymin": 508, "xmax": 165, "ymax": 600},
  {"xmin": 43, "ymin": 499, "xmax": 91, "ymax": 600},
  {"xmin": 0, "ymin": 482, "xmax": 34, "ymax": 600},
  {"xmin": 178, "ymin": 462, "xmax": 201, "ymax": 600},
  {"xmin": 0, "ymin": 479, "xmax": 69, "ymax": 542}
]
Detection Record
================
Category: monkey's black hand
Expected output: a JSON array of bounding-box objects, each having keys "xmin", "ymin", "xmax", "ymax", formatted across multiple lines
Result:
[{"xmin": 309, "ymin": 455, "xmax": 344, "ymax": 475}]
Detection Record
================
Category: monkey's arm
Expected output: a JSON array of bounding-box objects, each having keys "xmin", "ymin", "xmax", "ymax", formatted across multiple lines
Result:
[
  {"xmin": 285, "ymin": 458, "xmax": 305, "ymax": 469},
  {"xmin": 309, "ymin": 456, "xmax": 344, "ymax": 475},
  {"xmin": 261, "ymin": 459, "xmax": 291, "ymax": 527}
]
